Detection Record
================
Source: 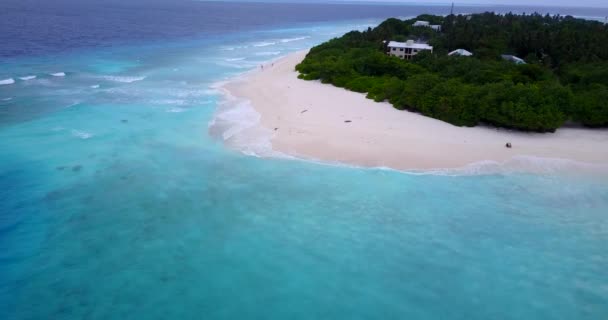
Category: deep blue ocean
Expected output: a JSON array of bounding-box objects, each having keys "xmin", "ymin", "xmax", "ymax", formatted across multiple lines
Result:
[{"xmin": 1, "ymin": 1, "xmax": 608, "ymax": 319}]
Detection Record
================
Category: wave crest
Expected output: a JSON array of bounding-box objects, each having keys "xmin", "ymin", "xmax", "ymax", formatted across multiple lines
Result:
[
  {"xmin": 71, "ymin": 129, "xmax": 93, "ymax": 140},
  {"xmin": 253, "ymin": 41, "xmax": 277, "ymax": 47},
  {"xmin": 0, "ymin": 78, "xmax": 15, "ymax": 85},
  {"xmin": 166, "ymin": 107, "xmax": 186, "ymax": 113},
  {"xmin": 280, "ymin": 36, "xmax": 311, "ymax": 43},
  {"xmin": 102, "ymin": 75, "xmax": 146, "ymax": 83},
  {"xmin": 255, "ymin": 51, "xmax": 281, "ymax": 56}
]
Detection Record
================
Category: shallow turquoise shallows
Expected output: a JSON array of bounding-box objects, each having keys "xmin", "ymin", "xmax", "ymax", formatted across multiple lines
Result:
[{"xmin": 1, "ymin": 16, "xmax": 608, "ymax": 320}]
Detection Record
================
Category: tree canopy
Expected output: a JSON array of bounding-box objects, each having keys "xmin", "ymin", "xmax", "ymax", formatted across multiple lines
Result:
[{"xmin": 296, "ymin": 13, "xmax": 608, "ymax": 132}]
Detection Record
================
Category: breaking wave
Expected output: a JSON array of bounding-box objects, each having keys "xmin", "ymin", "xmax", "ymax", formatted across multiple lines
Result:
[
  {"xmin": 153, "ymin": 99, "xmax": 186, "ymax": 105},
  {"xmin": 221, "ymin": 45, "xmax": 249, "ymax": 51},
  {"xmin": 0, "ymin": 78, "xmax": 15, "ymax": 85},
  {"xmin": 102, "ymin": 75, "xmax": 146, "ymax": 83},
  {"xmin": 166, "ymin": 107, "xmax": 186, "ymax": 113},
  {"xmin": 208, "ymin": 88, "xmax": 274, "ymax": 157},
  {"xmin": 280, "ymin": 36, "xmax": 310, "ymax": 43},
  {"xmin": 218, "ymin": 60, "xmax": 260, "ymax": 69},
  {"xmin": 255, "ymin": 51, "xmax": 281, "ymax": 56},
  {"xmin": 50, "ymin": 72, "xmax": 66, "ymax": 77},
  {"xmin": 71, "ymin": 129, "xmax": 93, "ymax": 139},
  {"xmin": 19, "ymin": 75, "xmax": 37, "ymax": 81},
  {"xmin": 253, "ymin": 41, "xmax": 276, "ymax": 47}
]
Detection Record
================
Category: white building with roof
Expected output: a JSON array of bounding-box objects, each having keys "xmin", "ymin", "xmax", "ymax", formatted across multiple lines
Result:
[
  {"xmin": 412, "ymin": 20, "xmax": 442, "ymax": 32},
  {"xmin": 413, "ymin": 20, "xmax": 430, "ymax": 27},
  {"xmin": 448, "ymin": 49, "xmax": 473, "ymax": 57},
  {"xmin": 387, "ymin": 40, "xmax": 433, "ymax": 60}
]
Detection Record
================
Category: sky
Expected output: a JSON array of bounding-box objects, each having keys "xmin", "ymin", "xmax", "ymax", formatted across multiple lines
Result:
[
  {"xmin": 357, "ymin": 0, "xmax": 608, "ymax": 7},
  {"xmin": 219, "ymin": 0, "xmax": 608, "ymax": 8}
]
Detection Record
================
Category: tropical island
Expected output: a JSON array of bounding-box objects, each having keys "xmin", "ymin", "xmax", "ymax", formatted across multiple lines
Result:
[
  {"xmin": 296, "ymin": 13, "xmax": 608, "ymax": 132},
  {"xmin": 219, "ymin": 12, "xmax": 608, "ymax": 169}
]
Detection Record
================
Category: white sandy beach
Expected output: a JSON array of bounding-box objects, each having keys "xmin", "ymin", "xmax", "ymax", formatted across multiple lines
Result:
[{"xmin": 219, "ymin": 50, "xmax": 608, "ymax": 170}]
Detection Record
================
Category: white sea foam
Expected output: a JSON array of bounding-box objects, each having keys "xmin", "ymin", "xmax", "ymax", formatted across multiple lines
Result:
[
  {"xmin": 225, "ymin": 57, "xmax": 246, "ymax": 61},
  {"xmin": 0, "ymin": 78, "xmax": 15, "ymax": 85},
  {"xmin": 251, "ymin": 150, "xmax": 608, "ymax": 179},
  {"xmin": 209, "ymin": 80, "xmax": 228, "ymax": 90},
  {"xmin": 217, "ymin": 60, "xmax": 253, "ymax": 69},
  {"xmin": 166, "ymin": 107, "xmax": 186, "ymax": 113},
  {"xmin": 176, "ymin": 89, "xmax": 215, "ymax": 98},
  {"xmin": 213, "ymin": 100, "xmax": 260, "ymax": 140},
  {"xmin": 209, "ymin": 88, "xmax": 274, "ymax": 157},
  {"xmin": 71, "ymin": 129, "xmax": 93, "ymax": 139},
  {"xmin": 90, "ymin": 84, "xmax": 100, "ymax": 89},
  {"xmin": 102, "ymin": 75, "xmax": 146, "ymax": 83},
  {"xmin": 253, "ymin": 41, "xmax": 276, "ymax": 47},
  {"xmin": 153, "ymin": 99, "xmax": 186, "ymax": 105},
  {"xmin": 200, "ymin": 88, "xmax": 223, "ymax": 96},
  {"xmin": 50, "ymin": 72, "xmax": 66, "ymax": 77},
  {"xmin": 255, "ymin": 51, "xmax": 281, "ymax": 56},
  {"xmin": 19, "ymin": 75, "xmax": 37, "ymax": 81},
  {"xmin": 221, "ymin": 46, "xmax": 242, "ymax": 51},
  {"xmin": 280, "ymin": 36, "xmax": 310, "ymax": 43},
  {"xmin": 354, "ymin": 156, "xmax": 608, "ymax": 179},
  {"xmin": 1, "ymin": 97, "xmax": 12, "ymax": 101}
]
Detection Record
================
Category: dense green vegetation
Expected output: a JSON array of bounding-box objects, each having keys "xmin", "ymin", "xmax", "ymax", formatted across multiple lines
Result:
[{"xmin": 296, "ymin": 13, "xmax": 608, "ymax": 132}]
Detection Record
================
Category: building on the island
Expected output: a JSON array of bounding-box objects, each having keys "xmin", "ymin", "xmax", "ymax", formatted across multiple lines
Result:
[
  {"xmin": 412, "ymin": 20, "xmax": 430, "ymax": 27},
  {"xmin": 501, "ymin": 54, "xmax": 526, "ymax": 64},
  {"xmin": 412, "ymin": 20, "xmax": 442, "ymax": 31},
  {"xmin": 448, "ymin": 49, "xmax": 473, "ymax": 56},
  {"xmin": 387, "ymin": 40, "xmax": 433, "ymax": 60}
]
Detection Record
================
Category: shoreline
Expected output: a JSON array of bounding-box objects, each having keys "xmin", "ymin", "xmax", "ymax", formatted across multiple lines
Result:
[{"xmin": 214, "ymin": 50, "xmax": 608, "ymax": 171}]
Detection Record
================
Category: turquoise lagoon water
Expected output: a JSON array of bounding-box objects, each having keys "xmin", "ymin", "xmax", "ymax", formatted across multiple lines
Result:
[{"xmin": 2, "ymin": 7, "xmax": 608, "ymax": 320}]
